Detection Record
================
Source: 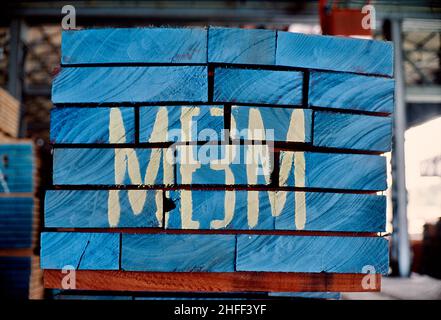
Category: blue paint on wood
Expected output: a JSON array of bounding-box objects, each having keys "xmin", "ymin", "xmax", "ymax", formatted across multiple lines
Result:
[
  {"xmin": 208, "ymin": 27, "xmax": 276, "ymax": 65},
  {"xmin": 175, "ymin": 145, "xmax": 272, "ymax": 185},
  {"xmin": 53, "ymin": 148, "xmax": 172, "ymax": 185},
  {"xmin": 121, "ymin": 233, "xmax": 236, "ymax": 272},
  {"xmin": 50, "ymin": 107, "xmax": 135, "ymax": 144},
  {"xmin": 309, "ymin": 71, "xmax": 394, "ymax": 113},
  {"xmin": 213, "ymin": 68, "xmax": 303, "ymax": 105},
  {"xmin": 313, "ymin": 111, "xmax": 392, "ymax": 152},
  {"xmin": 236, "ymin": 235, "xmax": 389, "ymax": 274},
  {"xmin": 40, "ymin": 232, "xmax": 120, "ymax": 270},
  {"xmin": 44, "ymin": 190, "xmax": 162, "ymax": 228},
  {"xmin": 62, "ymin": 28, "xmax": 207, "ymax": 64},
  {"xmin": 274, "ymin": 192, "xmax": 386, "ymax": 232},
  {"xmin": 280, "ymin": 152, "xmax": 387, "ymax": 190},
  {"xmin": 0, "ymin": 197, "xmax": 34, "ymax": 248},
  {"xmin": 276, "ymin": 32, "xmax": 393, "ymax": 76},
  {"xmin": 139, "ymin": 105, "xmax": 224, "ymax": 143},
  {"xmin": 0, "ymin": 144, "xmax": 34, "ymax": 193},
  {"xmin": 52, "ymin": 66, "xmax": 208, "ymax": 104},
  {"xmin": 231, "ymin": 106, "xmax": 312, "ymax": 142},
  {"xmin": 166, "ymin": 190, "xmax": 274, "ymax": 230}
]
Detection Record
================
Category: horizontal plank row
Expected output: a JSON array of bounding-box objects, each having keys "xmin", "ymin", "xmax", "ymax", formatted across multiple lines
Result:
[
  {"xmin": 44, "ymin": 270, "xmax": 382, "ymax": 292},
  {"xmin": 45, "ymin": 189, "xmax": 386, "ymax": 231},
  {"xmin": 52, "ymin": 147, "xmax": 387, "ymax": 190},
  {"xmin": 50, "ymin": 106, "xmax": 392, "ymax": 152},
  {"xmin": 40, "ymin": 232, "xmax": 388, "ymax": 274},
  {"xmin": 52, "ymin": 67, "xmax": 394, "ymax": 113},
  {"xmin": 61, "ymin": 27, "xmax": 393, "ymax": 77}
]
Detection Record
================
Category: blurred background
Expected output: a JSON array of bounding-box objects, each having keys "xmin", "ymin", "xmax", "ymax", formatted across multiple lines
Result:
[{"xmin": 0, "ymin": 0, "xmax": 440, "ymax": 300}]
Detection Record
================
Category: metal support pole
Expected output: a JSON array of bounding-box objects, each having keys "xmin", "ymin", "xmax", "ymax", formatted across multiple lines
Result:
[
  {"xmin": 7, "ymin": 19, "xmax": 26, "ymax": 137},
  {"xmin": 391, "ymin": 19, "xmax": 411, "ymax": 277}
]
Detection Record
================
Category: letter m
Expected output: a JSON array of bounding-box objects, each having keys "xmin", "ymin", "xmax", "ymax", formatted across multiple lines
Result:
[{"xmin": 107, "ymin": 108, "xmax": 173, "ymax": 227}]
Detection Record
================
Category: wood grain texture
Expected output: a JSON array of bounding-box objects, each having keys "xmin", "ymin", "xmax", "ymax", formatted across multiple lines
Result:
[
  {"xmin": 279, "ymin": 152, "xmax": 387, "ymax": 190},
  {"xmin": 276, "ymin": 32, "xmax": 393, "ymax": 76},
  {"xmin": 139, "ymin": 105, "xmax": 224, "ymax": 143},
  {"xmin": 44, "ymin": 270, "xmax": 382, "ymax": 292},
  {"xmin": 231, "ymin": 106, "xmax": 312, "ymax": 142},
  {"xmin": 40, "ymin": 232, "xmax": 120, "ymax": 270},
  {"xmin": 52, "ymin": 66, "xmax": 208, "ymax": 104},
  {"xmin": 62, "ymin": 28, "xmax": 207, "ymax": 64},
  {"xmin": 0, "ymin": 144, "xmax": 34, "ymax": 193},
  {"xmin": 53, "ymin": 148, "xmax": 173, "ymax": 185},
  {"xmin": 44, "ymin": 190, "xmax": 163, "ymax": 228},
  {"xmin": 236, "ymin": 235, "xmax": 389, "ymax": 274},
  {"xmin": 313, "ymin": 111, "xmax": 392, "ymax": 152},
  {"xmin": 121, "ymin": 233, "xmax": 236, "ymax": 272},
  {"xmin": 208, "ymin": 27, "xmax": 276, "ymax": 65},
  {"xmin": 0, "ymin": 87, "xmax": 20, "ymax": 137},
  {"xmin": 309, "ymin": 71, "xmax": 394, "ymax": 113},
  {"xmin": 175, "ymin": 145, "xmax": 272, "ymax": 185},
  {"xmin": 213, "ymin": 67, "xmax": 303, "ymax": 105},
  {"xmin": 166, "ymin": 190, "xmax": 275, "ymax": 230},
  {"xmin": 50, "ymin": 107, "xmax": 135, "ymax": 144},
  {"xmin": 166, "ymin": 190, "xmax": 385, "ymax": 232},
  {"xmin": 274, "ymin": 192, "xmax": 386, "ymax": 232}
]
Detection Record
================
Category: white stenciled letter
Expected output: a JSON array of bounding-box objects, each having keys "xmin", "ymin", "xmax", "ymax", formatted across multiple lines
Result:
[{"xmin": 108, "ymin": 107, "xmax": 171, "ymax": 227}]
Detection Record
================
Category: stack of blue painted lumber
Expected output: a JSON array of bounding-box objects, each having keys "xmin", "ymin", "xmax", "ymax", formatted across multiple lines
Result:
[
  {"xmin": 0, "ymin": 142, "xmax": 43, "ymax": 299},
  {"xmin": 42, "ymin": 27, "xmax": 394, "ymax": 296}
]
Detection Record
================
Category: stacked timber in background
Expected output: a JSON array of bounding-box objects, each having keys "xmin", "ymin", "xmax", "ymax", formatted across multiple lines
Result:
[
  {"xmin": 0, "ymin": 141, "xmax": 43, "ymax": 299},
  {"xmin": 42, "ymin": 27, "xmax": 394, "ymax": 298},
  {"xmin": 0, "ymin": 88, "xmax": 20, "ymax": 142}
]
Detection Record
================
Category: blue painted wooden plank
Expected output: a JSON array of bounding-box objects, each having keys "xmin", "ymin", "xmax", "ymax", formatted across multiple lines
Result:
[
  {"xmin": 0, "ymin": 144, "xmax": 34, "ymax": 193},
  {"xmin": 231, "ymin": 106, "xmax": 312, "ymax": 142},
  {"xmin": 0, "ymin": 144, "xmax": 33, "ymax": 152},
  {"xmin": 40, "ymin": 232, "xmax": 120, "ymax": 270},
  {"xmin": 208, "ymin": 27, "xmax": 276, "ymax": 65},
  {"xmin": 313, "ymin": 111, "xmax": 392, "ymax": 152},
  {"xmin": 0, "ymin": 197, "xmax": 34, "ymax": 206},
  {"xmin": 175, "ymin": 144, "xmax": 273, "ymax": 185},
  {"xmin": 45, "ymin": 190, "xmax": 163, "ymax": 228},
  {"xmin": 121, "ymin": 234, "xmax": 236, "ymax": 272},
  {"xmin": 166, "ymin": 190, "xmax": 385, "ymax": 232},
  {"xmin": 236, "ymin": 235, "xmax": 389, "ymax": 274},
  {"xmin": 309, "ymin": 71, "xmax": 394, "ymax": 113},
  {"xmin": 52, "ymin": 66, "xmax": 208, "ymax": 104},
  {"xmin": 213, "ymin": 68, "xmax": 303, "ymax": 105},
  {"xmin": 50, "ymin": 107, "xmax": 135, "ymax": 144},
  {"xmin": 276, "ymin": 32, "xmax": 393, "ymax": 76},
  {"xmin": 53, "ymin": 148, "xmax": 173, "ymax": 185},
  {"xmin": 166, "ymin": 190, "xmax": 274, "ymax": 230},
  {"xmin": 139, "ymin": 105, "xmax": 224, "ymax": 143},
  {"xmin": 279, "ymin": 152, "xmax": 387, "ymax": 190},
  {"xmin": 274, "ymin": 192, "xmax": 386, "ymax": 232},
  {"xmin": 62, "ymin": 28, "xmax": 207, "ymax": 64}
]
